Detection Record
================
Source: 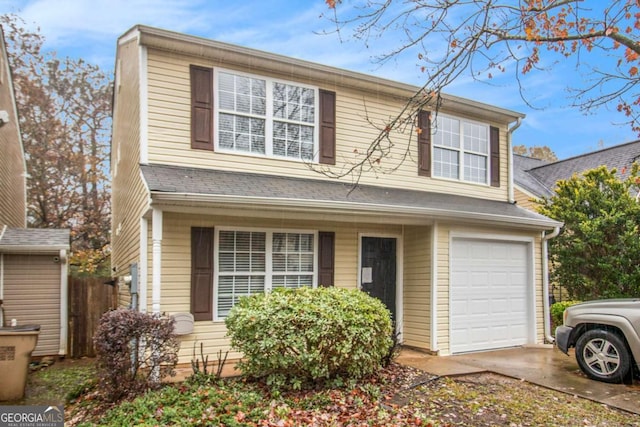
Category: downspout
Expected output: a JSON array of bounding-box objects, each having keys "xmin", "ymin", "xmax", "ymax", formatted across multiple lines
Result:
[
  {"xmin": 507, "ymin": 118, "xmax": 522, "ymax": 204},
  {"xmin": 0, "ymin": 225, "xmax": 5, "ymax": 327},
  {"xmin": 59, "ymin": 250, "xmax": 68, "ymax": 356},
  {"xmin": 542, "ymin": 226, "xmax": 561, "ymax": 343}
]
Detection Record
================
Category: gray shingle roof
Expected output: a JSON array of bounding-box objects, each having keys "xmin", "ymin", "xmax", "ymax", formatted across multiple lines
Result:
[
  {"xmin": 513, "ymin": 154, "xmax": 554, "ymax": 198},
  {"xmin": 141, "ymin": 164, "xmax": 559, "ymax": 229},
  {"xmin": 0, "ymin": 227, "xmax": 70, "ymax": 250},
  {"xmin": 515, "ymin": 140, "xmax": 640, "ymax": 198}
]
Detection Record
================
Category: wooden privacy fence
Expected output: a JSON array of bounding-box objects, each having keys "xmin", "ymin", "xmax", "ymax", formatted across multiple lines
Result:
[{"xmin": 68, "ymin": 276, "xmax": 118, "ymax": 358}]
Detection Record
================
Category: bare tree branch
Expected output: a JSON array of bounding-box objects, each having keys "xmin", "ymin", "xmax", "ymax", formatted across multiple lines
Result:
[{"xmin": 319, "ymin": 0, "xmax": 640, "ymax": 182}]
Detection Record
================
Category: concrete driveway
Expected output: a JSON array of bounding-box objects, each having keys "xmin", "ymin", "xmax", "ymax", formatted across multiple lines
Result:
[{"xmin": 397, "ymin": 345, "xmax": 640, "ymax": 415}]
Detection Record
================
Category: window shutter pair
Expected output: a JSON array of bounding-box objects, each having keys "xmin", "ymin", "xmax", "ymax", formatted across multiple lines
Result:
[
  {"xmin": 190, "ymin": 228, "xmax": 336, "ymax": 320},
  {"xmin": 189, "ymin": 65, "xmax": 336, "ymax": 164},
  {"xmin": 417, "ymin": 110, "xmax": 501, "ymax": 187}
]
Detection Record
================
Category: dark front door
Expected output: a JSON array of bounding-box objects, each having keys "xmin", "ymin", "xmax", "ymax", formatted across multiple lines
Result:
[{"xmin": 360, "ymin": 237, "xmax": 397, "ymax": 321}]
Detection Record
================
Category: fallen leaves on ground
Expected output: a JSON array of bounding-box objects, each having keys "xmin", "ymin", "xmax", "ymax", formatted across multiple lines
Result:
[{"xmin": 68, "ymin": 363, "xmax": 640, "ymax": 426}]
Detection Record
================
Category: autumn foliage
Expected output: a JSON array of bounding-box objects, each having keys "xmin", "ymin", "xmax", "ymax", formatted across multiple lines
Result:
[
  {"xmin": 94, "ymin": 309, "xmax": 180, "ymax": 402},
  {"xmin": 1, "ymin": 14, "xmax": 112, "ymax": 275}
]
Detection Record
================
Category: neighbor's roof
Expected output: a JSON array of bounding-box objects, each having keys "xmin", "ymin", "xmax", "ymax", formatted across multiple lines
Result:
[
  {"xmin": 0, "ymin": 226, "xmax": 70, "ymax": 252},
  {"xmin": 141, "ymin": 164, "xmax": 560, "ymax": 230},
  {"xmin": 515, "ymin": 140, "xmax": 640, "ymax": 198}
]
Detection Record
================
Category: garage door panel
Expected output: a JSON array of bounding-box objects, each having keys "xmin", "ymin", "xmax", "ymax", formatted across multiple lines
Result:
[{"xmin": 451, "ymin": 238, "xmax": 531, "ymax": 354}]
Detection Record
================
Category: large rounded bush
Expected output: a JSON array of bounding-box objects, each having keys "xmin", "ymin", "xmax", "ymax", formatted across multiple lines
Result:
[{"xmin": 225, "ymin": 287, "xmax": 393, "ymax": 389}]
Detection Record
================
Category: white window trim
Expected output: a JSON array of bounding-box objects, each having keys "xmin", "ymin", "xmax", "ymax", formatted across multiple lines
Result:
[
  {"xmin": 213, "ymin": 226, "xmax": 319, "ymax": 321},
  {"xmin": 213, "ymin": 67, "xmax": 320, "ymax": 163},
  {"xmin": 432, "ymin": 114, "xmax": 490, "ymax": 185}
]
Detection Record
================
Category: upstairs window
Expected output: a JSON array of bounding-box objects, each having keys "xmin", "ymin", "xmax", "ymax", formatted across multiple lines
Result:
[
  {"xmin": 216, "ymin": 70, "xmax": 317, "ymax": 161},
  {"xmin": 190, "ymin": 65, "xmax": 336, "ymax": 165},
  {"xmin": 433, "ymin": 115, "xmax": 490, "ymax": 185}
]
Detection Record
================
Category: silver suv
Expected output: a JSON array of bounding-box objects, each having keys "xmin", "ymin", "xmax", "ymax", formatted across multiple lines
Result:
[{"xmin": 555, "ymin": 299, "xmax": 640, "ymax": 384}]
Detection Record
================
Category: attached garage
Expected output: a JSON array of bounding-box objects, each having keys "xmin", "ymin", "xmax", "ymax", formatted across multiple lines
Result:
[{"xmin": 450, "ymin": 237, "xmax": 533, "ymax": 354}]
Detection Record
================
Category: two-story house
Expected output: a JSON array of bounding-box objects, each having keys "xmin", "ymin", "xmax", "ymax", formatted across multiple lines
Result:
[
  {"xmin": 0, "ymin": 27, "xmax": 70, "ymax": 357},
  {"xmin": 111, "ymin": 25, "xmax": 561, "ymax": 364}
]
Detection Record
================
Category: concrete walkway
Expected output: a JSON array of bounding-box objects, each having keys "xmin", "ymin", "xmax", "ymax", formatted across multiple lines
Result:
[{"xmin": 397, "ymin": 346, "xmax": 640, "ymax": 415}]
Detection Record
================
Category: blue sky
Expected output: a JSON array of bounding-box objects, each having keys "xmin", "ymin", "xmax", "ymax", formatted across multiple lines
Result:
[{"xmin": 0, "ymin": 0, "xmax": 636, "ymax": 160}]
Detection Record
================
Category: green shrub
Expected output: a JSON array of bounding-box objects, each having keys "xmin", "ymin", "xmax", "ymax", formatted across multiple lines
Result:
[
  {"xmin": 550, "ymin": 300, "xmax": 581, "ymax": 332},
  {"xmin": 94, "ymin": 309, "xmax": 180, "ymax": 401},
  {"xmin": 225, "ymin": 287, "xmax": 393, "ymax": 390}
]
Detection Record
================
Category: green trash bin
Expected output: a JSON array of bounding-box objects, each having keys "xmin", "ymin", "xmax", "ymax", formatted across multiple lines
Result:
[{"xmin": 0, "ymin": 325, "xmax": 40, "ymax": 401}]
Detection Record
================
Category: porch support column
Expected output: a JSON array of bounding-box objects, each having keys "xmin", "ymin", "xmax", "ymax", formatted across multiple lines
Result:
[
  {"xmin": 151, "ymin": 208, "xmax": 163, "ymax": 314},
  {"xmin": 430, "ymin": 222, "xmax": 439, "ymax": 353},
  {"xmin": 139, "ymin": 217, "xmax": 148, "ymax": 312}
]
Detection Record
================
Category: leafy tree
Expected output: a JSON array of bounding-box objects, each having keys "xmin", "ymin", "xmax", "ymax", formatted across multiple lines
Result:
[
  {"xmin": 513, "ymin": 145, "xmax": 558, "ymax": 162},
  {"xmin": 323, "ymin": 1, "xmax": 640, "ymax": 180},
  {"xmin": 537, "ymin": 165, "xmax": 640, "ymax": 300},
  {"xmin": 1, "ymin": 14, "xmax": 112, "ymax": 274}
]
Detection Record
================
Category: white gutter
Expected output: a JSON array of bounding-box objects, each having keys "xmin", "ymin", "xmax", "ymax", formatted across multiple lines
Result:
[
  {"xmin": 0, "ymin": 226, "xmax": 4, "ymax": 308},
  {"xmin": 151, "ymin": 192, "xmax": 561, "ymax": 230},
  {"xmin": 0, "ymin": 254, "xmax": 3, "ymax": 301},
  {"xmin": 507, "ymin": 118, "xmax": 522, "ymax": 204},
  {"xmin": 0, "ymin": 245, "xmax": 70, "ymax": 253},
  {"xmin": 59, "ymin": 249, "xmax": 68, "ymax": 356},
  {"xmin": 542, "ymin": 226, "xmax": 561, "ymax": 343}
]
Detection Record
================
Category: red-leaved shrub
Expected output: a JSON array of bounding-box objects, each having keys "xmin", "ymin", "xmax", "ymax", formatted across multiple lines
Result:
[{"xmin": 93, "ymin": 309, "xmax": 179, "ymax": 401}]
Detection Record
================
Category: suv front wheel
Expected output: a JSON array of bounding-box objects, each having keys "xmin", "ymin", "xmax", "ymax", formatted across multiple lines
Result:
[{"xmin": 575, "ymin": 329, "xmax": 632, "ymax": 384}]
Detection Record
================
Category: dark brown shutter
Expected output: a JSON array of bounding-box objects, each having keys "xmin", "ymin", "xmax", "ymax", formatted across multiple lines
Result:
[
  {"xmin": 191, "ymin": 227, "xmax": 214, "ymax": 321},
  {"xmin": 319, "ymin": 89, "xmax": 336, "ymax": 165},
  {"xmin": 490, "ymin": 126, "xmax": 500, "ymax": 187},
  {"xmin": 318, "ymin": 231, "xmax": 335, "ymax": 287},
  {"xmin": 418, "ymin": 110, "xmax": 431, "ymax": 177},
  {"xmin": 190, "ymin": 65, "xmax": 214, "ymax": 151}
]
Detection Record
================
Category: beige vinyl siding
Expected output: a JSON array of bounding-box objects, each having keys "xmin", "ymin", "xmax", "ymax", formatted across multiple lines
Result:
[
  {"xmin": 111, "ymin": 38, "xmax": 150, "ymax": 307},
  {"xmin": 514, "ymin": 187, "xmax": 540, "ymax": 212},
  {"xmin": 0, "ymin": 47, "xmax": 26, "ymax": 227},
  {"xmin": 402, "ymin": 225, "xmax": 431, "ymax": 350},
  {"xmin": 145, "ymin": 212, "xmax": 403, "ymax": 363},
  {"xmin": 3, "ymin": 254, "xmax": 61, "ymax": 356},
  {"xmin": 144, "ymin": 49, "xmax": 510, "ymax": 201},
  {"xmin": 436, "ymin": 224, "xmax": 451, "ymax": 354},
  {"xmin": 533, "ymin": 233, "xmax": 544, "ymax": 343}
]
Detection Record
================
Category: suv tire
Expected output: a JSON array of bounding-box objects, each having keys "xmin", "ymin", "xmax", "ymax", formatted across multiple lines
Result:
[{"xmin": 575, "ymin": 329, "xmax": 632, "ymax": 384}]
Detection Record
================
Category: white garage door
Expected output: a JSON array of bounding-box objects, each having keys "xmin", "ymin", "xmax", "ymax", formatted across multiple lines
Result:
[{"xmin": 450, "ymin": 238, "xmax": 531, "ymax": 353}]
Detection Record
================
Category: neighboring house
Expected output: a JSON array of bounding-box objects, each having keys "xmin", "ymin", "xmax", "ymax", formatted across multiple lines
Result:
[
  {"xmin": 0, "ymin": 27, "xmax": 70, "ymax": 357},
  {"xmin": 111, "ymin": 25, "xmax": 561, "ymax": 363},
  {"xmin": 514, "ymin": 141, "xmax": 640, "ymax": 302},
  {"xmin": 514, "ymin": 140, "xmax": 640, "ymax": 210}
]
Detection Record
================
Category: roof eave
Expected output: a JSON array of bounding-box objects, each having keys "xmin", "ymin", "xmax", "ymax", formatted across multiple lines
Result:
[
  {"xmin": 150, "ymin": 191, "xmax": 562, "ymax": 230},
  {"xmin": 121, "ymin": 25, "xmax": 525, "ymax": 124},
  {"xmin": 0, "ymin": 245, "xmax": 69, "ymax": 253}
]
